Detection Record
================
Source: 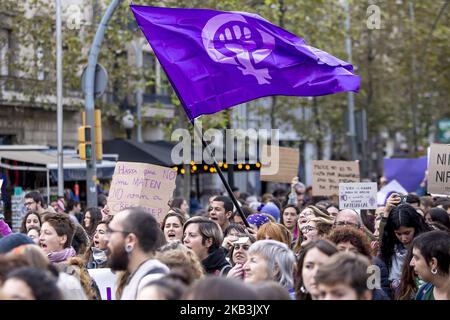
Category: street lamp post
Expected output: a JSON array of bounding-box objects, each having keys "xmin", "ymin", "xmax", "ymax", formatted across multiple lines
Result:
[
  {"xmin": 56, "ymin": 0, "xmax": 64, "ymax": 198},
  {"xmin": 84, "ymin": 0, "xmax": 123, "ymax": 208},
  {"xmin": 342, "ymin": 0, "xmax": 357, "ymax": 161}
]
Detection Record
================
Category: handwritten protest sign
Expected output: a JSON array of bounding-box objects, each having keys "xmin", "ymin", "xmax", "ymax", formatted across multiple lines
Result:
[
  {"xmin": 260, "ymin": 146, "xmax": 299, "ymax": 183},
  {"xmin": 427, "ymin": 144, "xmax": 450, "ymax": 195},
  {"xmin": 339, "ymin": 182, "xmax": 377, "ymax": 210},
  {"xmin": 87, "ymin": 268, "xmax": 116, "ymax": 300},
  {"xmin": 107, "ymin": 161, "xmax": 177, "ymax": 222},
  {"xmin": 312, "ymin": 160, "xmax": 360, "ymax": 196}
]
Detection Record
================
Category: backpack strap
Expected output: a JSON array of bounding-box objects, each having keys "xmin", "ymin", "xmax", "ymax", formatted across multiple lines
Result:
[{"xmin": 218, "ymin": 264, "xmax": 232, "ymax": 276}]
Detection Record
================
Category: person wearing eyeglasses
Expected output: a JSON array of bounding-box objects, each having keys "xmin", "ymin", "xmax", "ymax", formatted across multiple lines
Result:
[
  {"xmin": 334, "ymin": 209, "xmax": 363, "ymax": 229},
  {"xmin": 226, "ymin": 233, "xmax": 256, "ymax": 280},
  {"xmin": 105, "ymin": 207, "xmax": 169, "ymax": 300},
  {"xmin": 24, "ymin": 191, "xmax": 47, "ymax": 216},
  {"xmin": 300, "ymin": 217, "xmax": 333, "ymax": 247}
]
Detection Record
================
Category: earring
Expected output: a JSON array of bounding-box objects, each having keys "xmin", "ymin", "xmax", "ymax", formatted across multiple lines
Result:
[
  {"xmin": 125, "ymin": 244, "xmax": 133, "ymax": 253},
  {"xmin": 300, "ymin": 285, "xmax": 307, "ymax": 293},
  {"xmin": 431, "ymin": 268, "xmax": 438, "ymax": 275}
]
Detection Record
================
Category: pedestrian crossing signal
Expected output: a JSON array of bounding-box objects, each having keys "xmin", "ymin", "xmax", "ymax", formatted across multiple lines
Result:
[{"xmin": 78, "ymin": 126, "xmax": 92, "ymax": 160}]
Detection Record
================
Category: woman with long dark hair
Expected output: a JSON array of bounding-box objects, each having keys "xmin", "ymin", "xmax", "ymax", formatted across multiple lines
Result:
[
  {"xmin": 82, "ymin": 207, "xmax": 102, "ymax": 239},
  {"xmin": 380, "ymin": 203, "xmax": 431, "ymax": 297}
]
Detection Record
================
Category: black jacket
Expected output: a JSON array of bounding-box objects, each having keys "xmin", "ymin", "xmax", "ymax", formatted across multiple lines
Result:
[{"xmin": 202, "ymin": 247, "xmax": 231, "ymax": 275}]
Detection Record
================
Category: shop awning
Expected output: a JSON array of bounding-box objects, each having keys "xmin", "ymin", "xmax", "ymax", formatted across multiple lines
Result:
[
  {"xmin": 103, "ymin": 139, "xmax": 176, "ymax": 166},
  {"xmin": 0, "ymin": 150, "xmax": 116, "ymax": 181}
]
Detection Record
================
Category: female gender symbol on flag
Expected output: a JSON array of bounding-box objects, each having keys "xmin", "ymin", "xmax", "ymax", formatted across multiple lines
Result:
[
  {"xmin": 130, "ymin": 5, "xmax": 360, "ymax": 120},
  {"xmin": 202, "ymin": 13, "xmax": 275, "ymax": 85}
]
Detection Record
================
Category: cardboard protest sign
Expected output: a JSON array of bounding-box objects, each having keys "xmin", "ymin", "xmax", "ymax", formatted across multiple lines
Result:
[
  {"xmin": 107, "ymin": 161, "xmax": 177, "ymax": 222},
  {"xmin": 87, "ymin": 268, "xmax": 116, "ymax": 300},
  {"xmin": 339, "ymin": 182, "xmax": 378, "ymax": 210},
  {"xmin": 427, "ymin": 144, "xmax": 450, "ymax": 195},
  {"xmin": 312, "ymin": 160, "xmax": 360, "ymax": 196},
  {"xmin": 260, "ymin": 145, "xmax": 299, "ymax": 183},
  {"xmin": 377, "ymin": 179, "xmax": 407, "ymax": 205}
]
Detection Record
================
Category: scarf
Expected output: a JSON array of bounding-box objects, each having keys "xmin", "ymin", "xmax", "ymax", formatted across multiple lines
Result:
[
  {"xmin": 48, "ymin": 246, "xmax": 76, "ymax": 263},
  {"xmin": 91, "ymin": 247, "xmax": 108, "ymax": 266}
]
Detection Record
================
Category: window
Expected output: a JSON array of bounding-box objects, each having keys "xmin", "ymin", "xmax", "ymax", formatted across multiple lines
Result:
[
  {"xmin": 0, "ymin": 28, "xmax": 12, "ymax": 76},
  {"xmin": 142, "ymin": 51, "xmax": 155, "ymax": 95}
]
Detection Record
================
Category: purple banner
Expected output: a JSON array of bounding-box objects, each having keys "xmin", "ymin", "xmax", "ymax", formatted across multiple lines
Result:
[{"xmin": 384, "ymin": 157, "xmax": 428, "ymax": 192}]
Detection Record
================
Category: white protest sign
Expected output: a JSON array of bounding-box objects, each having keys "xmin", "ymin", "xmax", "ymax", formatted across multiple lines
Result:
[
  {"xmin": 107, "ymin": 161, "xmax": 177, "ymax": 223},
  {"xmin": 88, "ymin": 268, "xmax": 116, "ymax": 300},
  {"xmin": 376, "ymin": 179, "xmax": 407, "ymax": 205},
  {"xmin": 427, "ymin": 144, "xmax": 450, "ymax": 195},
  {"xmin": 339, "ymin": 182, "xmax": 378, "ymax": 210},
  {"xmin": 312, "ymin": 160, "xmax": 360, "ymax": 196}
]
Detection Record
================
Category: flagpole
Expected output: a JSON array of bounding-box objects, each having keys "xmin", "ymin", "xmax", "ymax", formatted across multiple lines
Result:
[{"xmin": 191, "ymin": 120, "xmax": 250, "ymax": 228}]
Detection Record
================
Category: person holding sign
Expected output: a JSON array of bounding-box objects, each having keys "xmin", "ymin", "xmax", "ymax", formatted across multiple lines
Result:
[{"xmin": 379, "ymin": 195, "xmax": 431, "ymax": 298}]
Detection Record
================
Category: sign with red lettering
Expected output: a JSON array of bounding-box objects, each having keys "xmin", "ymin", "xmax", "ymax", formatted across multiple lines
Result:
[{"xmin": 107, "ymin": 161, "xmax": 177, "ymax": 222}]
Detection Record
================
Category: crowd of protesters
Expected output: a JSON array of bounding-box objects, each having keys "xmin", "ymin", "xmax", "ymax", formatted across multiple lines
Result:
[{"xmin": 0, "ymin": 177, "xmax": 449, "ymax": 301}]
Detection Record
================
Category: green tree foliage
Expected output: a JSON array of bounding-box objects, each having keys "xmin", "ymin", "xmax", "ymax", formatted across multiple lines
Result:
[{"xmin": 2, "ymin": 0, "xmax": 448, "ymax": 162}]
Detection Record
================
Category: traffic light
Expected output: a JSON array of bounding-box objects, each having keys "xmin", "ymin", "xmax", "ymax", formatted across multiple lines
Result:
[
  {"xmin": 94, "ymin": 109, "xmax": 102, "ymax": 161},
  {"xmin": 78, "ymin": 125, "xmax": 92, "ymax": 160},
  {"xmin": 81, "ymin": 110, "xmax": 102, "ymax": 161}
]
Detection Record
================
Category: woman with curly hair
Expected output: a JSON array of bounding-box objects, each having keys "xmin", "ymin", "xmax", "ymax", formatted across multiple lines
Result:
[
  {"xmin": 327, "ymin": 226, "xmax": 391, "ymax": 299},
  {"xmin": 156, "ymin": 240, "xmax": 204, "ymax": 284}
]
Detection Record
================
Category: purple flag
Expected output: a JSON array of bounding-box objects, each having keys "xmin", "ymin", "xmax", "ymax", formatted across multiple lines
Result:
[
  {"xmin": 130, "ymin": 5, "xmax": 360, "ymax": 120},
  {"xmin": 384, "ymin": 157, "xmax": 428, "ymax": 192}
]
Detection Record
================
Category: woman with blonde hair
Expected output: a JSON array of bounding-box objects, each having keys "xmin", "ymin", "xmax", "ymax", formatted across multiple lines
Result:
[
  {"xmin": 293, "ymin": 217, "xmax": 333, "ymax": 254},
  {"xmin": 156, "ymin": 240, "xmax": 204, "ymax": 284}
]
